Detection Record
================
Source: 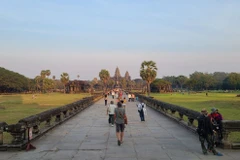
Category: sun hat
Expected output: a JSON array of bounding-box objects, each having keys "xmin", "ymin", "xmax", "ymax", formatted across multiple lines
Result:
[
  {"xmin": 211, "ymin": 107, "xmax": 216, "ymax": 113},
  {"xmin": 201, "ymin": 108, "xmax": 207, "ymax": 112}
]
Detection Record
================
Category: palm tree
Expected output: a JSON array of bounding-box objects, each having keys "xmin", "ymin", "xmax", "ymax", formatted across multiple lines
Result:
[
  {"xmin": 40, "ymin": 70, "xmax": 48, "ymax": 92},
  {"xmin": 34, "ymin": 76, "xmax": 41, "ymax": 92},
  {"xmin": 60, "ymin": 72, "xmax": 69, "ymax": 94},
  {"xmin": 99, "ymin": 69, "xmax": 110, "ymax": 92},
  {"xmin": 52, "ymin": 75, "xmax": 56, "ymax": 91},
  {"xmin": 40, "ymin": 70, "xmax": 47, "ymax": 79},
  {"xmin": 140, "ymin": 60, "xmax": 158, "ymax": 96},
  {"xmin": 46, "ymin": 70, "xmax": 51, "ymax": 78}
]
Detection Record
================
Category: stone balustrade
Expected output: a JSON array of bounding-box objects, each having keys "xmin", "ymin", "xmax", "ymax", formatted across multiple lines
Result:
[
  {"xmin": 136, "ymin": 93, "xmax": 240, "ymax": 149},
  {"xmin": 0, "ymin": 93, "xmax": 102, "ymax": 151}
]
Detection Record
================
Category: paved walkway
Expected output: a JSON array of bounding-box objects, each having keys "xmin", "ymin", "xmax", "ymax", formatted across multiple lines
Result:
[{"xmin": 1, "ymin": 96, "xmax": 240, "ymax": 160}]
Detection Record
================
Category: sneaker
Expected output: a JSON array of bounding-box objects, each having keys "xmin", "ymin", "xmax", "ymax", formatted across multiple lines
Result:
[
  {"xmin": 118, "ymin": 140, "xmax": 121, "ymax": 146},
  {"xmin": 215, "ymin": 152, "xmax": 223, "ymax": 156},
  {"xmin": 111, "ymin": 124, "xmax": 114, "ymax": 127}
]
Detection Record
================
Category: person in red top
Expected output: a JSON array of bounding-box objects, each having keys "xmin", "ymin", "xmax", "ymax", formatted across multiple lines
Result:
[{"xmin": 209, "ymin": 108, "xmax": 223, "ymax": 146}]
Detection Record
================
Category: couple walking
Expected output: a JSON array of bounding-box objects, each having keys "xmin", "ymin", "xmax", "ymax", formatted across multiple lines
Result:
[{"xmin": 107, "ymin": 101, "xmax": 127, "ymax": 146}]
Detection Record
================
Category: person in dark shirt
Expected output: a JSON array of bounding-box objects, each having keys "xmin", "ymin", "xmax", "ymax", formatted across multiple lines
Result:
[{"xmin": 197, "ymin": 108, "xmax": 223, "ymax": 156}]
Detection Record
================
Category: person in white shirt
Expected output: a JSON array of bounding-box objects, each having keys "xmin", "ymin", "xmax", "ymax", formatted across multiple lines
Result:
[
  {"xmin": 111, "ymin": 91, "xmax": 115, "ymax": 99},
  {"xmin": 128, "ymin": 93, "xmax": 132, "ymax": 102},
  {"xmin": 137, "ymin": 102, "xmax": 145, "ymax": 121},
  {"xmin": 107, "ymin": 101, "xmax": 116, "ymax": 126}
]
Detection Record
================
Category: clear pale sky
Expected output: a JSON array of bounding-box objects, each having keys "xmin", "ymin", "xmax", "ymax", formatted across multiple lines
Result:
[{"xmin": 1, "ymin": 0, "xmax": 240, "ymax": 80}]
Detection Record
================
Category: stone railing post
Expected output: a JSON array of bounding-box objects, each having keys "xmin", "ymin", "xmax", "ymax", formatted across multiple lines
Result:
[
  {"xmin": 171, "ymin": 110, "xmax": 176, "ymax": 116},
  {"xmin": 55, "ymin": 114, "xmax": 61, "ymax": 122},
  {"xmin": 178, "ymin": 113, "xmax": 184, "ymax": 120},
  {"xmin": 63, "ymin": 111, "xmax": 68, "ymax": 118},
  {"xmin": 188, "ymin": 117, "xmax": 194, "ymax": 126},
  {"xmin": 0, "ymin": 122, "xmax": 7, "ymax": 145},
  {"xmin": 0, "ymin": 129, "xmax": 3, "ymax": 145},
  {"xmin": 33, "ymin": 125, "xmax": 39, "ymax": 134},
  {"xmin": 221, "ymin": 130, "xmax": 231, "ymax": 149},
  {"xmin": 45, "ymin": 118, "xmax": 51, "ymax": 127}
]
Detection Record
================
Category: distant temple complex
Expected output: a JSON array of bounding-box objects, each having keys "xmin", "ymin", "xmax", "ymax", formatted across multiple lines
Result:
[
  {"xmin": 112, "ymin": 67, "xmax": 131, "ymax": 88},
  {"xmin": 65, "ymin": 67, "xmax": 131, "ymax": 93}
]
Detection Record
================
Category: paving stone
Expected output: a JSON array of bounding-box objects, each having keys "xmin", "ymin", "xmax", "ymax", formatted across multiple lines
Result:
[
  {"xmin": 42, "ymin": 150, "xmax": 77, "ymax": 160},
  {"xmin": 73, "ymin": 150, "xmax": 105, "ymax": 160}
]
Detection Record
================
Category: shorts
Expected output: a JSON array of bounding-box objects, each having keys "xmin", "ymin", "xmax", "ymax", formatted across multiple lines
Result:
[{"xmin": 116, "ymin": 123, "xmax": 125, "ymax": 132}]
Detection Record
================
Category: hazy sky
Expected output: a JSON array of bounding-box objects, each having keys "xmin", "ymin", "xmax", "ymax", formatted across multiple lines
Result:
[{"xmin": 1, "ymin": 0, "xmax": 240, "ymax": 80}]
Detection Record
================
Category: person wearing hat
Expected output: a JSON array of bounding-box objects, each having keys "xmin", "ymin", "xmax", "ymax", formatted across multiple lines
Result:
[
  {"xmin": 213, "ymin": 108, "xmax": 223, "ymax": 146},
  {"xmin": 197, "ymin": 108, "xmax": 223, "ymax": 156}
]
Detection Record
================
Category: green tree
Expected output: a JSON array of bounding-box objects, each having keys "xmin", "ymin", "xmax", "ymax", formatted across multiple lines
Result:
[
  {"xmin": 46, "ymin": 70, "xmax": 51, "ymax": 78},
  {"xmin": 34, "ymin": 76, "xmax": 41, "ymax": 92},
  {"xmin": 40, "ymin": 70, "xmax": 48, "ymax": 92},
  {"xmin": 0, "ymin": 67, "xmax": 29, "ymax": 93},
  {"xmin": 202, "ymin": 73, "xmax": 215, "ymax": 90},
  {"xmin": 223, "ymin": 73, "xmax": 240, "ymax": 90},
  {"xmin": 99, "ymin": 69, "xmax": 110, "ymax": 92},
  {"xmin": 212, "ymin": 72, "xmax": 228, "ymax": 89},
  {"xmin": 60, "ymin": 72, "xmax": 69, "ymax": 94},
  {"xmin": 152, "ymin": 79, "xmax": 169, "ymax": 93},
  {"xmin": 176, "ymin": 75, "xmax": 188, "ymax": 90},
  {"xmin": 108, "ymin": 79, "xmax": 115, "ymax": 89},
  {"xmin": 43, "ymin": 78, "xmax": 54, "ymax": 93},
  {"xmin": 140, "ymin": 60, "xmax": 158, "ymax": 96},
  {"xmin": 163, "ymin": 76, "xmax": 177, "ymax": 88}
]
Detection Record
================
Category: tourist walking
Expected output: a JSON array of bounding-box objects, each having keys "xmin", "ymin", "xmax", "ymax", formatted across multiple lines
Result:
[
  {"xmin": 104, "ymin": 94, "xmax": 108, "ymax": 106},
  {"xmin": 128, "ymin": 93, "xmax": 132, "ymax": 102},
  {"xmin": 114, "ymin": 102, "xmax": 127, "ymax": 146},
  {"xmin": 111, "ymin": 91, "xmax": 115, "ymax": 99},
  {"xmin": 137, "ymin": 101, "xmax": 145, "ymax": 121},
  {"xmin": 197, "ymin": 108, "xmax": 223, "ymax": 156},
  {"xmin": 131, "ymin": 94, "xmax": 135, "ymax": 102},
  {"xmin": 107, "ymin": 101, "xmax": 116, "ymax": 126}
]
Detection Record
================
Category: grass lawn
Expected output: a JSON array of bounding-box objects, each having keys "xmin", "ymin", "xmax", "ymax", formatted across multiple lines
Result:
[
  {"xmin": 150, "ymin": 92, "xmax": 240, "ymax": 142},
  {"xmin": 150, "ymin": 92, "xmax": 240, "ymax": 120},
  {"xmin": 0, "ymin": 93, "xmax": 90, "ymax": 124}
]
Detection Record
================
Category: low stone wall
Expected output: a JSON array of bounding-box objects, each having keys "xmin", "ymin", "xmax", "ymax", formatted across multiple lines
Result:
[
  {"xmin": 0, "ymin": 93, "xmax": 102, "ymax": 151},
  {"xmin": 136, "ymin": 93, "xmax": 240, "ymax": 149}
]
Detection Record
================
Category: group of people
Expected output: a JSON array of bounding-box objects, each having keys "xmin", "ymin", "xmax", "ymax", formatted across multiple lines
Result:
[
  {"xmin": 105, "ymin": 90, "xmax": 146, "ymax": 146},
  {"xmin": 106, "ymin": 90, "xmax": 224, "ymax": 156},
  {"xmin": 127, "ymin": 93, "xmax": 135, "ymax": 102},
  {"xmin": 197, "ymin": 107, "xmax": 223, "ymax": 156}
]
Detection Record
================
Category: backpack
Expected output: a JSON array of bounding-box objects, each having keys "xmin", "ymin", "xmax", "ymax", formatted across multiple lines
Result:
[{"xmin": 197, "ymin": 116, "xmax": 206, "ymax": 136}]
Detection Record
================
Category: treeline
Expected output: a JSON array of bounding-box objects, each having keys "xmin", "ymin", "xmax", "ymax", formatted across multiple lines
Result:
[
  {"xmin": 0, "ymin": 67, "xmax": 66, "ymax": 93},
  {"xmin": 0, "ymin": 67, "xmax": 29, "ymax": 92},
  {"xmin": 161, "ymin": 72, "xmax": 240, "ymax": 91}
]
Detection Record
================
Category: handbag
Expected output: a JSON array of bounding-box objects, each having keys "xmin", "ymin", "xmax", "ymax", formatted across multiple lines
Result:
[{"xmin": 124, "ymin": 115, "xmax": 128, "ymax": 124}]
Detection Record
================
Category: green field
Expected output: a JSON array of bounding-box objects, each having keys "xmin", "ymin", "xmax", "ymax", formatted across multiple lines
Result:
[
  {"xmin": 150, "ymin": 92, "xmax": 240, "ymax": 142},
  {"xmin": 0, "ymin": 93, "xmax": 90, "ymax": 124},
  {"xmin": 151, "ymin": 92, "xmax": 240, "ymax": 120}
]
